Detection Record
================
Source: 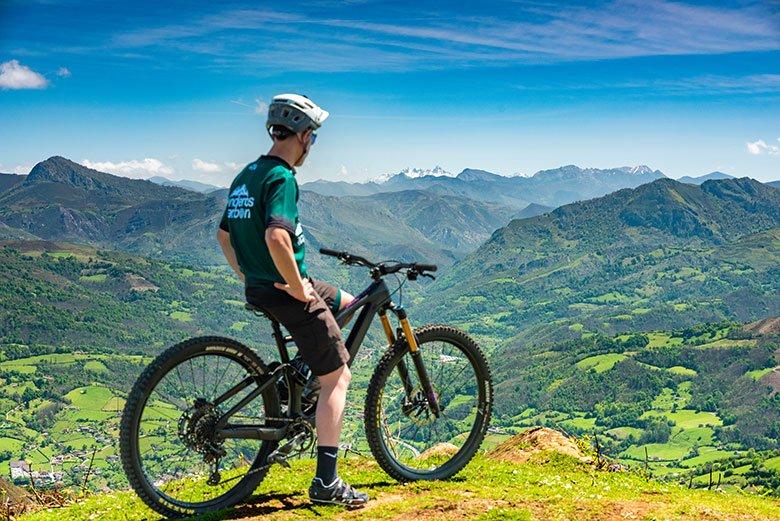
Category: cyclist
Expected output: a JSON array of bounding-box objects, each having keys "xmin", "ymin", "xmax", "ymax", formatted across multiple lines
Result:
[{"xmin": 216, "ymin": 94, "xmax": 369, "ymax": 507}]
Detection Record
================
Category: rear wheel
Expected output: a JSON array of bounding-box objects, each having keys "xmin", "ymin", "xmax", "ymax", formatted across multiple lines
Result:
[
  {"xmin": 364, "ymin": 324, "xmax": 492, "ymax": 481},
  {"xmin": 119, "ymin": 337, "xmax": 280, "ymax": 518}
]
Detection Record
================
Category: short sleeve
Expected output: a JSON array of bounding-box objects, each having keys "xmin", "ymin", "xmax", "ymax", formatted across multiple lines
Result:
[
  {"xmin": 264, "ymin": 172, "xmax": 298, "ymax": 234},
  {"xmin": 219, "ymin": 206, "xmax": 229, "ymax": 231}
]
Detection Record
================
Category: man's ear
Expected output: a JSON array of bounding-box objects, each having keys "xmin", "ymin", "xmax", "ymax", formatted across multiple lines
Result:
[{"xmin": 299, "ymin": 129, "xmax": 312, "ymax": 143}]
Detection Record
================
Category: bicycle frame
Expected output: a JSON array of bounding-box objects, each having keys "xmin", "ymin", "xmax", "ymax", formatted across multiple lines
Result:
[{"xmin": 214, "ymin": 277, "xmax": 433, "ymax": 443}]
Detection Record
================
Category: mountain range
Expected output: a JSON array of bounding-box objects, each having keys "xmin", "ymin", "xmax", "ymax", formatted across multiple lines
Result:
[
  {"xmin": 0, "ymin": 157, "xmax": 519, "ymax": 273},
  {"xmin": 148, "ymin": 176, "xmax": 224, "ymax": 193},
  {"xmin": 2, "ymin": 158, "xmax": 777, "ymax": 289},
  {"xmin": 423, "ymin": 177, "xmax": 780, "ymax": 346},
  {"xmin": 676, "ymin": 171, "xmax": 735, "ymax": 185},
  {"xmin": 302, "ymin": 164, "xmax": 667, "ymax": 208}
]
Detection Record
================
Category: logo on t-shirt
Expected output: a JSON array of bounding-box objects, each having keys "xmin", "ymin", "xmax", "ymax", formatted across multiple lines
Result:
[
  {"xmin": 230, "ymin": 184, "xmax": 250, "ymax": 198},
  {"xmin": 294, "ymin": 221, "xmax": 305, "ymax": 246},
  {"xmin": 227, "ymin": 184, "xmax": 255, "ymax": 219}
]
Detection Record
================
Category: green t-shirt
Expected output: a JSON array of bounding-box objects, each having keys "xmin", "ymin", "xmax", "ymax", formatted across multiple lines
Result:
[{"xmin": 219, "ymin": 156, "xmax": 307, "ymax": 287}]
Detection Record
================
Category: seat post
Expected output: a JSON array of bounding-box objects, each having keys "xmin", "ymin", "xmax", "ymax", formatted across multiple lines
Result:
[{"xmin": 270, "ymin": 320, "xmax": 291, "ymax": 363}]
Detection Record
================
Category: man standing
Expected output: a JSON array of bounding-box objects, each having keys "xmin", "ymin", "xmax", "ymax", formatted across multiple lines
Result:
[{"xmin": 217, "ymin": 94, "xmax": 369, "ymax": 507}]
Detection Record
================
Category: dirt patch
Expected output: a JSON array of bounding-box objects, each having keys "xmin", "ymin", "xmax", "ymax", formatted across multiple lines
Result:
[
  {"xmin": 0, "ymin": 477, "xmax": 34, "ymax": 518},
  {"xmin": 126, "ymin": 273, "xmax": 159, "ymax": 292},
  {"xmin": 488, "ymin": 427, "xmax": 593, "ymax": 464},
  {"xmin": 744, "ymin": 316, "xmax": 780, "ymax": 335},
  {"xmin": 761, "ymin": 368, "xmax": 780, "ymax": 394}
]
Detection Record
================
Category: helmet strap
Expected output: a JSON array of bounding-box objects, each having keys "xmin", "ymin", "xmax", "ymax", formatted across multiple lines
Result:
[{"xmin": 295, "ymin": 132, "xmax": 310, "ymax": 166}]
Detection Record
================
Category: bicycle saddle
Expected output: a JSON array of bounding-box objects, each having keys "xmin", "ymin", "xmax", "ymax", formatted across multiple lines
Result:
[{"xmin": 244, "ymin": 302, "xmax": 275, "ymax": 322}]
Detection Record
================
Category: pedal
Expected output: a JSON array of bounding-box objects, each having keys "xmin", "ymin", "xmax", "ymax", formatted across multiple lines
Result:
[
  {"xmin": 267, "ymin": 430, "xmax": 309, "ymax": 468},
  {"xmin": 267, "ymin": 452, "xmax": 291, "ymax": 468}
]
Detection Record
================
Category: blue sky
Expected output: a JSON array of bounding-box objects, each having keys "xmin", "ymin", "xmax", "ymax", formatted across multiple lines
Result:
[{"xmin": 1, "ymin": 0, "xmax": 778, "ymax": 185}]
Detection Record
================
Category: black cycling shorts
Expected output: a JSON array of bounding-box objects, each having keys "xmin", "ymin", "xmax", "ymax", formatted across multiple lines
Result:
[{"xmin": 245, "ymin": 278, "xmax": 349, "ymax": 376}]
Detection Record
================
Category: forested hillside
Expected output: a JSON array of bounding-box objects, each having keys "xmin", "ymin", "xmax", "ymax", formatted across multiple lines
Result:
[
  {"xmin": 424, "ymin": 178, "xmax": 780, "ymax": 346},
  {"xmin": 1, "ymin": 157, "xmax": 779, "ymax": 502}
]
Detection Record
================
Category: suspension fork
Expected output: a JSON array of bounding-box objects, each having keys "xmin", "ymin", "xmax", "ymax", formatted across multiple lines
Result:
[
  {"xmin": 386, "ymin": 307, "xmax": 441, "ymax": 417},
  {"xmin": 379, "ymin": 309, "xmax": 414, "ymax": 400}
]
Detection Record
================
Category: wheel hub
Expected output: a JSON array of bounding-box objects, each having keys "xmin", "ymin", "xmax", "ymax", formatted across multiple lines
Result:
[
  {"xmin": 402, "ymin": 389, "xmax": 437, "ymax": 427},
  {"xmin": 178, "ymin": 398, "xmax": 225, "ymax": 460}
]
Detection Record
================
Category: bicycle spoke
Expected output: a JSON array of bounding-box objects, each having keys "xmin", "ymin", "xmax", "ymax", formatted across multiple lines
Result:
[
  {"xmin": 134, "ymin": 351, "xmax": 269, "ymax": 506},
  {"xmin": 376, "ymin": 334, "xmax": 485, "ymax": 474}
]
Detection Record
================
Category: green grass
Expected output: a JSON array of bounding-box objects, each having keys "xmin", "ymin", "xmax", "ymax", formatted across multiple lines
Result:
[
  {"xmin": 84, "ymin": 360, "xmax": 108, "ymax": 373},
  {"xmin": 588, "ymin": 291, "xmax": 632, "ymax": 304},
  {"xmin": 79, "ymin": 274, "xmax": 107, "ymax": 283},
  {"xmin": 643, "ymin": 409, "xmax": 722, "ymax": 429},
  {"xmin": 622, "ymin": 443, "xmax": 691, "ymax": 461},
  {"xmin": 0, "ymin": 436, "xmax": 24, "ymax": 451},
  {"xmin": 667, "ymin": 366, "xmax": 697, "ymax": 377},
  {"xmin": 575, "ymin": 353, "xmax": 628, "ymax": 373},
  {"xmin": 560, "ymin": 417, "xmax": 597, "ymax": 431},
  {"xmin": 746, "ymin": 367, "xmax": 774, "ymax": 380},
  {"xmin": 605, "ymin": 427, "xmax": 643, "ymax": 440},
  {"xmin": 764, "ymin": 456, "xmax": 780, "ymax": 472},
  {"xmin": 18, "ymin": 454, "xmax": 780, "ymax": 521},
  {"xmin": 671, "ymin": 427, "xmax": 714, "ymax": 446},
  {"xmin": 695, "ymin": 339, "xmax": 756, "ymax": 350},
  {"xmin": 680, "ymin": 447, "xmax": 737, "ymax": 468},
  {"xmin": 230, "ymin": 321, "xmax": 248, "ymax": 332},
  {"xmin": 170, "ymin": 310, "xmax": 193, "ymax": 322},
  {"xmin": 646, "ymin": 332, "xmax": 684, "ymax": 348}
]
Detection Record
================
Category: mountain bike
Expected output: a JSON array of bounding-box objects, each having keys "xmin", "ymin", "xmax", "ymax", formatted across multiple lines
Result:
[{"xmin": 119, "ymin": 248, "xmax": 493, "ymax": 518}]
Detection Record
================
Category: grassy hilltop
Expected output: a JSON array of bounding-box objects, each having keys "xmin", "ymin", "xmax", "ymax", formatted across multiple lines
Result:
[{"xmin": 16, "ymin": 431, "xmax": 780, "ymax": 521}]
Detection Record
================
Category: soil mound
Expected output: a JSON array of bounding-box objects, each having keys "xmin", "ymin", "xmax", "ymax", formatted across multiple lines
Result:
[
  {"xmin": 418, "ymin": 443, "xmax": 459, "ymax": 460},
  {"xmin": 488, "ymin": 427, "xmax": 592, "ymax": 464},
  {"xmin": 0, "ymin": 477, "xmax": 34, "ymax": 517}
]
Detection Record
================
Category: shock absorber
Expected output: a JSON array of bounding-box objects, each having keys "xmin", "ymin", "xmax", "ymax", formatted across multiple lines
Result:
[{"xmin": 396, "ymin": 307, "xmax": 441, "ymax": 417}]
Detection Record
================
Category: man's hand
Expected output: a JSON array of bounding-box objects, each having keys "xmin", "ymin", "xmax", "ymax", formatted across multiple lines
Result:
[{"xmin": 275, "ymin": 278, "xmax": 316, "ymax": 303}]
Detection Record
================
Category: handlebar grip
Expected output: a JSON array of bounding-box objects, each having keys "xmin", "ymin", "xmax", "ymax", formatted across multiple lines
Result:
[
  {"xmin": 415, "ymin": 263, "xmax": 438, "ymax": 272},
  {"xmin": 319, "ymin": 248, "xmax": 343, "ymax": 257}
]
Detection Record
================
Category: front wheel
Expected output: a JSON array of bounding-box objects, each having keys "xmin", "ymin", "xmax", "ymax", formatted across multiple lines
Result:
[{"xmin": 364, "ymin": 324, "xmax": 493, "ymax": 482}]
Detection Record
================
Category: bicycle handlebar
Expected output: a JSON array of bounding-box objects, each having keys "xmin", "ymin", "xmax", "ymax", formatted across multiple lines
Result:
[{"xmin": 319, "ymin": 247, "xmax": 437, "ymax": 277}]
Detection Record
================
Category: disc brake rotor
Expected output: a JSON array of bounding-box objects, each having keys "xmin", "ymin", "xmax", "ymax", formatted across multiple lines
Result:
[{"xmin": 402, "ymin": 388, "xmax": 437, "ymax": 427}]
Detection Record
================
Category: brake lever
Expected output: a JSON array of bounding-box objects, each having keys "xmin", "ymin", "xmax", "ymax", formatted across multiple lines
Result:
[{"xmin": 422, "ymin": 273, "xmax": 436, "ymax": 280}]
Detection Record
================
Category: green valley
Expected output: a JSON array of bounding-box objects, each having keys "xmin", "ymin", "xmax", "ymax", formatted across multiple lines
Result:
[{"xmin": 1, "ymin": 158, "xmax": 779, "ymax": 516}]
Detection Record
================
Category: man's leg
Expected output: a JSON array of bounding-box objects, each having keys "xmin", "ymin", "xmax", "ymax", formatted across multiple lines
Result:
[
  {"xmin": 294, "ymin": 281, "xmax": 366, "ymax": 505},
  {"xmin": 312, "ymin": 364, "xmax": 351, "ymax": 485},
  {"xmin": 311, "ymin": 283, "xmax": 353, "ymax": 485}
]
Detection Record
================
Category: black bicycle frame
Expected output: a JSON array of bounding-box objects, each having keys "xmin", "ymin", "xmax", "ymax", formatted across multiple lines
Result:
[{"xmin": 215, "ymin": 277, "xmax": 414, "ymax": 442}]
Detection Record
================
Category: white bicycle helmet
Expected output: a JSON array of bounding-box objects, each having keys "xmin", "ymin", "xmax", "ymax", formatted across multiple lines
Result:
[{"xmin": 266, "ymin": 93, "xmax": 329, "ymax": 134}]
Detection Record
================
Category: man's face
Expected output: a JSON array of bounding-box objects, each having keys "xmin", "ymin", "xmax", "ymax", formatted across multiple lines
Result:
[{"xmin": 294, "ymin": 130, "xmax": 315, "ymax": 167}]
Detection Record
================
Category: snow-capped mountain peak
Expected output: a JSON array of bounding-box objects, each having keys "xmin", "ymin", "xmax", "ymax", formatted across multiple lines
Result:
[
  {"xmin": 628, "ymin": 165, "xmax": 654, "ymax": 175},
  {"xmin": 372, "ymin": 165, "xmax": 453, "ymax": 184}
]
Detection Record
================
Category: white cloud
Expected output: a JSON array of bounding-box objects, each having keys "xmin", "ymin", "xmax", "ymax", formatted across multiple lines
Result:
[
  {"xmin": 81, "ymin": 158, "xmax": 174, "ymax": 179},
  {"xmin": 746, "ymin": 139, "xmax": 780, "ymax": 156},
  {"xmin": 254, "ymin": 98, "xmax": 268, "ymax": 116},
  {"xmin": 225, "ymin": 161, "xmax": 241, "ymax": 171},
  {"xmin": 192, "ymin": 159, "xmax": 222, "ymax": 173},
  {"xmin": 7, "ymin": 164, "xmax": 33, "ymax": 175},
  {"xmin": 56, "ymin": 67, "xmax": 71, "ymax": 78},
  {"xmin": 338, "ymin": 165, "xmax": 348, "ymax": 177},
  {"xmin": 0, "ymin": 60, "xmax": 48, "ymax": 90},
  {"xmin": 230, "ymin": 98, "xmax": 268, "ymax": 116},
  {"xmin": 108, "ymin": 2, "xmax": 780, "ymax": 73}
]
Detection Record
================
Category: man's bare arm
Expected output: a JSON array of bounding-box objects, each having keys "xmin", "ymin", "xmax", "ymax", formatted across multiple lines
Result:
[
  {"xmin": 265, "ymin": 227, "xmax": 314, "ymax": 302},
  {"xmin": 217, "ymin": 229, "xmax": 245, "ymax": 282}
]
